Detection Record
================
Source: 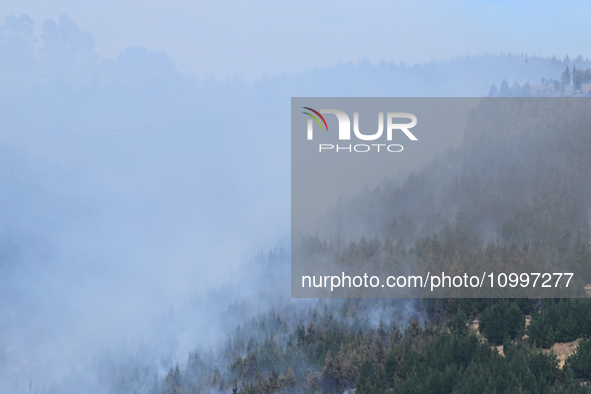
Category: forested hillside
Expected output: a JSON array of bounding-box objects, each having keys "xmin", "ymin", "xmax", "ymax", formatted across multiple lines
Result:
[
  {"xmin": 139, "ymin": 277, "xmax": 591, "ymax": 393},
  {"xmin": 3, "ymin": 15, "xmax": 591, "ymax": 393},
  {"xmin": 126, "ymin": 73, "xmax": 591, "ymax": 394},
  {"xmin": 78, "ymin": 255, "xmax": 589, "ymax": 394}
]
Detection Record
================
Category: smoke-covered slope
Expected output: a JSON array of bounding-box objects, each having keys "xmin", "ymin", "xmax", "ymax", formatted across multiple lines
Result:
[{"xmin": 2, "ymin": 13, "xmax": 591, "ymax": 394}]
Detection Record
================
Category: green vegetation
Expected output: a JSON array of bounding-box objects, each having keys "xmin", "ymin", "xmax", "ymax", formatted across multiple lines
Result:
[
  {"xmin": 528, "ymin": 299, "xmax": 591, "ymax": 348},
  {"xmin": 151, "ymin": 298, "xmax": 591, "ymax": 393},
  {"xmin": 479, "ymin": 300, "xmax": 525, "ymax": 345},
  {"xmin": 148, "ymin": 90, "xmax": 591, "ymax": 394},
  {"xmin": 567, "ymin": 339, "xmax": 591, "ymax": 380},
  {"xmin": 150, "ymin": 93, "xmax": 591, "ymax": 393}
]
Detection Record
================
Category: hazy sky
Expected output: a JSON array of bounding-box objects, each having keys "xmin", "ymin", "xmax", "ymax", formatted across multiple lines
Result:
[{"xmin": 2, "ymin": 0, "xmax": 591, "ymax": 79}]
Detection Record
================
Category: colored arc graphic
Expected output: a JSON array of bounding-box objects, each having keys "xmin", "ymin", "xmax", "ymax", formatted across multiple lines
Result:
[
  {"xmin": 302, "ymin": 112, "xmax": 323, "ymax": 130},
  {"xmin": 302, "ymin": 107, "xmax": 329, "ymax": 130}
]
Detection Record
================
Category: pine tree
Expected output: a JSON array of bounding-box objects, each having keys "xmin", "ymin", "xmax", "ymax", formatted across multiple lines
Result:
[
  {"xmin": 561, "ymin": 65, "xmax": 571, "ymax": 85},
  {"xmin": 500, "ymin": 79, "xmax": 510, "ymax": 96}
]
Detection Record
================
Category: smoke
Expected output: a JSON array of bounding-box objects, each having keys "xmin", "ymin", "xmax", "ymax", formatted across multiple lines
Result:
[{"xmin": 1, "ymin": 13, "xmax": 587, "ymax": 394}]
